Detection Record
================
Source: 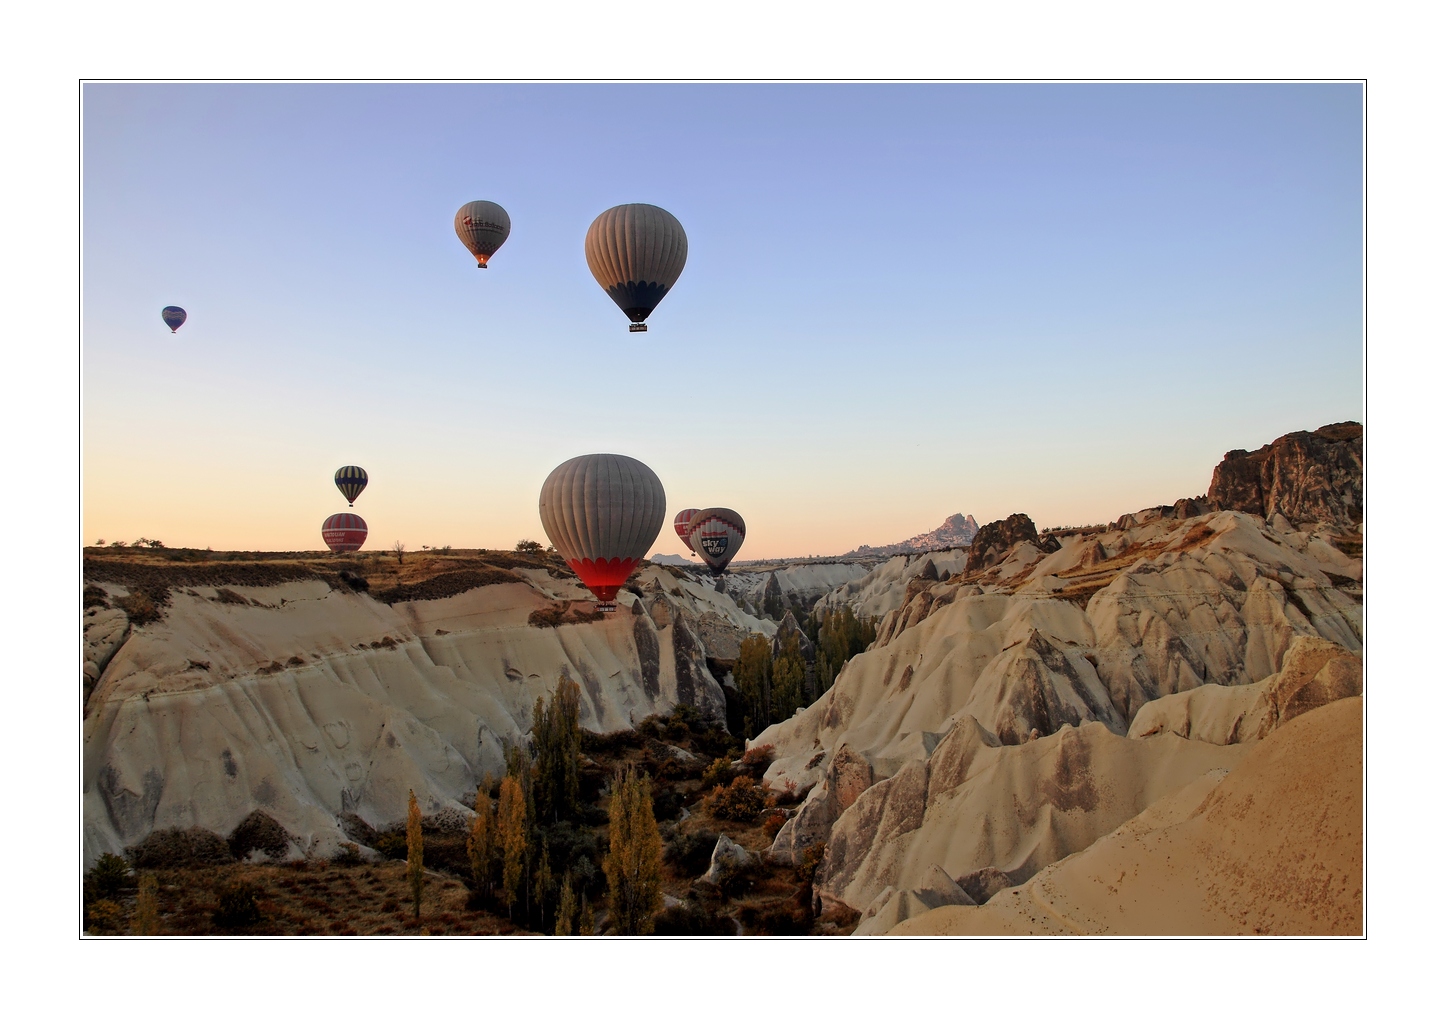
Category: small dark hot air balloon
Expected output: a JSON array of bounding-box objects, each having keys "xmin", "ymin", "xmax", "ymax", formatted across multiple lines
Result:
[
  {"xmin": 674, "ymin": 508, "xmax": 700, "ymax": 551},
  {"xmin": 539, "ymin": 453, "xmax": 666, "ymax": 611},
  {"xmin": 161, "ymin": 306, "xmax": 187, "ymax": 333},
  {"xmin": 322, "ymin": 513, "xmax": 368, "ymax": 553},
  {"xmin": 455, "ymin": 200, "xmax": 511, "ymax": 268},
  {"xmin": 334, "ymin": 465, "xmax": 368, "ymax": 506},
  {"xmin": 688, "ymin": 508, "xmax": 745, "ymax": 575},
  {"xmin": 584, "ymin": 204, "xmax": 687, "ymax": 332}
]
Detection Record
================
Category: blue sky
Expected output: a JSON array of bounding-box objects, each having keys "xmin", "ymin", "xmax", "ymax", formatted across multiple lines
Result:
[{"xmin": 82, "ymin": 83, "xmax": 1362, "ymax": 557}]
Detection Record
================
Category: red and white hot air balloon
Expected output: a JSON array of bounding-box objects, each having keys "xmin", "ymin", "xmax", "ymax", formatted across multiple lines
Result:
[
  {"xmin": 322, "ymin": 513, "xmax": 368, "ymax": 552},
  {"xmin": 674, "ymin": 508, "xmax": 700, "ymax": 551},
  {"xmin": 688, "ymin": 508, "xmax": 745, "ymax": 575},
  {"xmin": 539, "ymin": 453, "xmax": 666, "ymax": 611}
]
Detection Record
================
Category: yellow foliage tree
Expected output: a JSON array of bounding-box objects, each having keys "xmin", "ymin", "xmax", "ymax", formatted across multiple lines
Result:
[
  {"xmin": 554, "ymin": 873, "xmax": 578, "ymax": 936},
  {"xmin": 406, "ymin": 789, "xmax": 424, "ymax": 920},
  {"xmin": 131, "ymin": 873, "xmax": 160, "ymax": 936},
  {"xmin": 467, "ymin": 778, "xmax": 494, "ymax": 898},
  {"xmin": 603, "ymin": 765, "xmax": 663, "ymax": 935},
  {"xmin": 497, "ymin": 775, "xmax": 529, "ymax": 920}
]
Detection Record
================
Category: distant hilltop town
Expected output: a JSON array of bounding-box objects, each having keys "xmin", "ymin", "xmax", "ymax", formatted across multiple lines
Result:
[{"xmin": 843, "ymin": 512, "xmax": 979, "ymax": 558}]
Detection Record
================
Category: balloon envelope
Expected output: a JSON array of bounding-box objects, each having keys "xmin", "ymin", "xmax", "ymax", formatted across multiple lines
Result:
[
  {"xmin": 674, "ymin": 508, "xmax": 700, "ymax": 550},
  {"xmin": 688, "ymin": 508, "xmax": 745, "ymax": 575},
  {"xmin": 322, "ymin": 512, "xmax": 368, "ymax": 552},
  {"xmin": 584, "ymin": 204, "xmax": 687, "ymax": 331},
  {"xmin": 539, "ymin": 453, "xmax": 666, "ymax": 609},
  {"xmin": 455, "ymin": 200, "xmax": 511, "ymax": 267},
  {"xmin": 334, "ymin": 465, "xmax": 368, "ymax": 506},
  {"xmin": 161, "ymin": 306, "xmax": 187, "ymax": 332}
]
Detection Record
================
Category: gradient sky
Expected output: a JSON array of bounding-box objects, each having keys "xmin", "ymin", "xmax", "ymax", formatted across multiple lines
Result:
[{"xmin": 82, "ymin": 83, "xmax": 1362, "ymax": 559}]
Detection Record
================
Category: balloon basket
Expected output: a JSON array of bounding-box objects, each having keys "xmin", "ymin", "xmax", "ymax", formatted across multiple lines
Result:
[
  {"xmin": 597, "ymin": 602, "xmax": 617, "ymax": 613},
  {"xmin": 629, "ymin": 323, "xmax": 647, "ymax": 333}
]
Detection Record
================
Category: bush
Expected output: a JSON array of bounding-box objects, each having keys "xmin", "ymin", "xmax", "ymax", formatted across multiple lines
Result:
[
  {"xmin": 212, "ymin": 879, "xmax": 261, "ymax": 929},
  {"xmin": 227, "ymin": 810, "xmax": 294, "ymax": 861},
  {"xmin": 83, "ymin": 584, "xmax": 109, "ymax": 609},
  {"xmin": 739, "ymin": 900, "xmax": 811, "ymax": 935},
  {"xmin": 127, "ymin": 827, "xmax": 233, "ymax": 869},
  {"xmin": 85, "ymin": 899, "xmax": 124, "ymax": 934},
  {"xmin": 762, "ymin": 810, "xmax": 788, "ymax": 840},
  {"xmin": 333, "ymin": 842, "xmax": 362, "ymax": 866},
  {"xmin": 700, "ymin": 757, "xmax": 733, "ymax": 790},
  {"xmin": 115, "ymin": 589, "xmax": 162, "ymax": 625},
  {"xmin": 85, "ymin": 853, "xmax": 134, "ymax": 902},
  {"xmin": 705, "ymin": 776, "xmax": 769, "ymax": 824},
  {"xmin": 663, "ymin": 829, "xmax": 719, "ymax": 878},
  {"xmin": 740, "ymin": 744, "xmax": 775, "ymax": 777},
  {"xmin": 651, "ymin": 900, "xmax": 735, "ymax": 936},
  {"xmin": 373, "ymin": 830, "xmax": 408, "ymax": 861}
]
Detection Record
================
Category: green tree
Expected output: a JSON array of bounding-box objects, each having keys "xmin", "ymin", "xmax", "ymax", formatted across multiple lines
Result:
[
  {"xmin": 771, "ymin": 629, "xmax": 805, "ymax": 723},
  {"xmin": 406, "ymin": 789, "xmax": 425, "ymax": 919},
  {"xmin": 817, "ymin": 606, "xmax": 877, "ymax": 694},
  {"xmin": 467, "ymin": 779, "xmax": 494, "ymax": 897},
  {"xmin": 603, "ymin": 766, "xmax": 663, "ymax": 935},
  {"xmin": 534, "ymin": 675, "xmax": 583, "ymax": 823},
  {"xmin": 736, "ymin": 633, "xmax": 773, "ymax": 739},
  {"xmin": 497, "ymin": 775, "xmax": 529, "ymax": 920}
]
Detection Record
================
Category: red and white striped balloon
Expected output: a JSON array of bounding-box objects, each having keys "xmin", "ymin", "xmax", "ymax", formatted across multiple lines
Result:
[
  {"xmin": 322, "ymin": 513, "xmax": 368, "ymax": 553},
  {"xmin": 674, "ymin": 508, "xmax": 700, "ymax": 551},
  {"xmin": 687, "ymin": 508, "xmax": 745, "ymax": 575}
]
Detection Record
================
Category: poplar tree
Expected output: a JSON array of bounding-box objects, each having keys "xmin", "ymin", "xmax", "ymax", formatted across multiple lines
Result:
[
  {"xmin": 466, "ymin": 778, "xmax": 494, "ymax": 898},
  {"xmin": 736, "ymin": 633, "xmax": 773, "ymax": 739},
  {"xmin": 534, "ymin": 675, "xmax": 583, "ymax": 822},
  {"xmin": 131, "ymin": 873, "xmax": 159, "ymax": 936},
  {"xmin": 603, "ymin": 766, "xmax": 663, "ymax": 935},
  {"xmin": 533, "ymin": 839, "xmax": 554, "ymax": 932},
  {"xmin": 497, "ymin": 776, "xmax": 528, "ymax": 921},
  {"xmin": 554, "ymin": 872, "xmax": 578, "ymax": 936},
  {"xmin": 579, "ymin": 893, "xmax": 595, "ymax": 937},
  {"xmin": 771, "ymin": 630, "xmax": 805, "ymax": 723},
  {"xmin": 406, "ymin": 789, "xmax": 425, "ymax": 920}
]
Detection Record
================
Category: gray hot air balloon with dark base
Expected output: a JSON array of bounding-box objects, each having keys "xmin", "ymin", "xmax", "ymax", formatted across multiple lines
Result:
[
  {"xmin": 584, "ymin": 204, "xmax": 687, "ymax": 332},
  {"xmin": 688, "ymin": 508, "xmax": 745, "ymax": 575}
]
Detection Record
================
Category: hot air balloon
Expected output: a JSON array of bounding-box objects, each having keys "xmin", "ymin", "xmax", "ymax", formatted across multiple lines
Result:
[
  {"xmin": 674, "ymin": 508, "xmax": 700, "ymax": 551},
  {"xmin": 334, "ymin": 465, "xmax": 368, "ymax": 506},
  {"xmin": 584, "ymin": 204, "xmax": 687, "ymax": 332},
  {"xmin": 454, "ymin": 200, "xmax": 511, "ymax": 268},
  {"xmin": 538, "ymin": 453, "xmax": 666, "ymax": 611},
  {"xmin": 161, "ymin": 306, "xmax": 187, "ymax": 333},
  {"xmin": 322, "ymin": 512, "xmax": 368, "ymax": 553},
  {"xmin": 688, "ymin": 508, "xmax": 745, "ymax": 575}
]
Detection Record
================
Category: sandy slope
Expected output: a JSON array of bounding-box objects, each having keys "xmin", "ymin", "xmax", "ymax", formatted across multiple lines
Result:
[{"xmin": 891, "ymin": 696, "xmax": 1363, "ymax": 935}]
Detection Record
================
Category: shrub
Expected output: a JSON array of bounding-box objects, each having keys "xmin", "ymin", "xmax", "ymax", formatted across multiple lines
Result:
[
  {"xmin": 374, "ymin": 830, "xmax": 408, "ymax": 861},
  {"xmin": 227, "ymin": 810, "xmax": 294, "ymax": 861},
  {"xmin": 663, "ymin": 829, "xmax": 719, "ymax": 877},
  {"xmin": 83, "ymin": 584, "xmax": 109, "ymax": 609},
  {"xmin": 740, "ymin": 744, "xmax": 775, "ymax": 776},
  {"xmin": 762, "ymin": 810, "xmax": 788, "ymax": 839},
  {"xmin": 651, "ymin": 900, "xmax": 736, "ymax": 936},
  {"xmin": 115, "ymin": 590, "xmax": 162, "ymax": 625},
  {"xmin": 132, "ymin": 873, "xmax": 160, "ymax": 935},
  {"xmin": 705, "ymin": 776, "xmax": 769, "ymax": 824},
  {"xmin": 86, "ymin": 853, "xmax": 134, "ymax": 902},
  {"xmin": 699, "ymin": 757, "xmax": 733, "ymax": 790},
  {"xmin": 739, "ymin": 900, "xmax": 811, "ymax": 935},
  {"xmin": 85, "ymin": 899, "xmax": 124, "ymax": 934},
  {"xmin": 127, "ymin": 827, "xmax": 233, "ymax": 869},
  {"xmin": 333, "ymin": 842, "xmax": 362, "ymax": 866},
  {"xmin": 212, "ymin": 879, "xmax": 261, "ymax": 929}
]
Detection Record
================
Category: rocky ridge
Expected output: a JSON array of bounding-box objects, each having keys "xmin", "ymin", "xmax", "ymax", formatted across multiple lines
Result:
[{"xmin": 754, "ymin": 423, "xmax": 1363, "ymax": 933}]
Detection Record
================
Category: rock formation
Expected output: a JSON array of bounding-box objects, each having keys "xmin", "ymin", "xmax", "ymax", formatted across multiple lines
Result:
[
  {"xmin": 844, "ymin": 513, "xmax": 980, "ymax": 557},
  {"xmin": 81, "ymin": 557, "xmax": 766, "ymax": 867},
  {"xmin": 964, "ymin": 513, "xmax": 1041, "ymax": 573},
  {"xmin": 891, "ymin": 697, "xmax": 1362, "ymax": 935},
  {"xmin": 1207, "ymin": 421, "xmax": 1363, "ymax": 527}
]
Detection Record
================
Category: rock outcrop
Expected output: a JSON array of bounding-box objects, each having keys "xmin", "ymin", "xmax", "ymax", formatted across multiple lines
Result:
[
  {"xmin": 844, "ymin": 513, "xmax": 980, "ymax": 557},
  {"xmin": 964, "ymin": 513, "xmax": 1041, "ymax": 574},
  {"xmin": 1207, "ymin": 421, "xmax": 1363, "ymax": 527}
]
